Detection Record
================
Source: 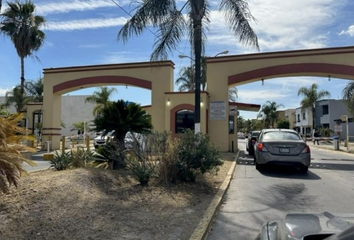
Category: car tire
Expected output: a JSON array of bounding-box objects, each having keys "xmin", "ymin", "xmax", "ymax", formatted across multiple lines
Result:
[
  {"xmin": 299, "ymin": 165, "xmax": 308, "ymax": 173},
  {"xmin": 255, "ymin": 161, "xmax": 262, "ymax": 171}
]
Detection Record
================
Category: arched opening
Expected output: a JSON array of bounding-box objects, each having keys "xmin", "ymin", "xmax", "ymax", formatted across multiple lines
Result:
[{"xmin": 175, "ymin": 109, "xmax": 194, "ymax": 133}]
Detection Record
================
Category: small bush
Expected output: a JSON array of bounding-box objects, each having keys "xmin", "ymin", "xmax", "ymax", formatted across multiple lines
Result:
[
  {"xmin": 94, "ymin": 142, "xmax": 127, "ymax": 169},
  {"xmin": 126, "ymin": 134, "xmax": 156, "ymax": 185},
  {"xmin": 51, "ymin": 151, "xmax": 71, "ymax": 171},
  {"xmin": 70, "ymin": 147, "xmax": 95, "ymax": 168}
]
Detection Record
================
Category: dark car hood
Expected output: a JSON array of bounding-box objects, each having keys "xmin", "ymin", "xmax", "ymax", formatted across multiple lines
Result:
[{"xmin": 261, "ymin": 212, "xmax": 354, "ymax": 240}]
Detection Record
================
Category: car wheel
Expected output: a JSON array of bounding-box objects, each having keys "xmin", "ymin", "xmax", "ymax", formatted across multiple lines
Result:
[
  {"xmin": 299, "ymin": 165, "xmax": 308, "ymax": 173},
  {"xmin": 255, "ymin": 161, "xmax": 262, "ymax": 171}
]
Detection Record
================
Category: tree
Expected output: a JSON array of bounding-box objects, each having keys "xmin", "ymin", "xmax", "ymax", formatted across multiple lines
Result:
[
  {"xmin": 85, "ymin": 86, "xmax": 117, "ymax": 115},
  {"xmin": 1, "ymin": 0, "xmax": 45, "ymax": 112},
  {"xmin": 118, "ymin": 0, "xmax": 259, "ymax": 131},
  {"xmin": 342, "ymin": 81, "xmax": 354, "ymax": 116},
  {"xmin": 26, "ymin": 77, "xmax": 43, "ymax": 102},
  {"xmin": 5, "ymin": 85, "xmax": 31, "ymax": 112},
  {"xmin": 258, "ymin": 101, "xmax": 284, "ymax": 128},
  {"xmin": 176, "ymin": 66, "xmax": 194, "ymax": 91},
  {"xmin": 70, "ymin": 121, "xmax": 91, "ymax": 134},
  {"xmin": 94, "ymin": 100, "xmax": 152, "ymax": 144},
  {"xmin": 0, "ymin": 113, "xmax": 35, "ymax": 193},
  {"xmin": 298, "ymin": 83, "xmax": 331, "ymax": 130},
  {"xmin": 276, "ymin": 119, "xmax": 290, "ymax": 129}
]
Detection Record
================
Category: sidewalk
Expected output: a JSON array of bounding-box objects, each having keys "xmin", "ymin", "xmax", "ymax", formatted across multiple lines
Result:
[{"xmin": 307, "ymin": 140, "xmax": 354, "ymax": 154}]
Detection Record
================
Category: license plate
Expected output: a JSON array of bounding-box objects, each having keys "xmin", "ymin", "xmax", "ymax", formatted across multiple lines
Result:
[{"xmin": 279, "ymin": 147, "xmax": 290, "ymax": 153}]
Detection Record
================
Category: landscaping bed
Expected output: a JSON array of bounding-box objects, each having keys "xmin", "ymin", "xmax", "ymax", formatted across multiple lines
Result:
[{"xmin": 0, "ymin": 153, "xmax": 235, "ymax": 240}]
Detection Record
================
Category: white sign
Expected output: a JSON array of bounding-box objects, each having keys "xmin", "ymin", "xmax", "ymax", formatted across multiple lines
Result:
[
  {"xmin": 229, "ymin": 106, "xmax": 238, "ymax": 116},
  {"xmin": 334, "ymin": 125, "xmax": 342, "ymax": 133},
  {"xmin": 210, "ymin": 101, "xmax": 226, "ymax": 120}
]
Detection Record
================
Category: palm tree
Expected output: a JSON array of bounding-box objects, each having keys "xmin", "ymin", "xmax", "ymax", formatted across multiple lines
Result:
[
  {"xmin": 85, "ymin": 86, "xmax": 117, "ymax": 115},
  {"xmin": 0, "ymin": 113, "xmax": 35, "ymax": 193},
  {"xmin": 118, "ymin": 0, "xmax": 259, "ymax": 130},
  {"xmin": 26, "ymin": 77, "xmax": 44, "ymax": 102},
  {"xmin": 94, "ymin": 100, "xmax": 152, "ymax": 144},
  {"xmin": 70, "ymin": 121, "xmax": 90, "ymax": 134},
  {"xmin": 1, "ymin": 0, "xmax": 46, "ymax": 112},
  {"xmin": 176, "ymin": 66, "xmax": 195, "ymax": 91},
  {"xmin": 5, "ymin": 85, "xmax": 31, "ymax": 112},
  {"xmin": 258, "ymin": 101, "xmax": 284, "ymax": 128},
  {"xmin": 298, "ymin": 83, "xmax": 331, "ymax": 130},
  {"xmin": 342, "ymin": 82, "xmax": 354, "ymax": 116}
]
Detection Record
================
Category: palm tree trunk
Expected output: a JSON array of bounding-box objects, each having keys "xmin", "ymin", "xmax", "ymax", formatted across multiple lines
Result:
[
  {"xmin": 191, "ymin": 1, "xmax": 203, "ymax": 131},
  {"xmin": 0, "ymin": 0, "xmax": 2, "ymax": 13},
  {"xmin": 312, "ymin": 106, "xmax": 316, "ymax": 131},
  {"xmin": 18, "ymin": 56, "xmax": 25, "ymax": 112}
]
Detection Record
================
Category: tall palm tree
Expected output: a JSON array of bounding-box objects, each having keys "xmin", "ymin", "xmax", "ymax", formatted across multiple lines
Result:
[
  {"xmin": 5, "ymin": 85, "xmax": 31, "ymax": 112},
  {"xmin": 176, "ymin": 66, "xmax": 195, "ymax": 91},
  {"xmin": 1, "ymin": 0, "xmax": 46, "ymax": 112},
  {"xmin": 118, "ymin": 0, "xmax": 259, "ymax": 130},
  {"xmin": 85, "ymin": 86, "xmax": 117, "ymax": 115},
  {"xmin": 25, "ymin": 77, "xmax": 44, "ymax": 102},
  {"xmin": 298, "ymin": 83, "xmax": 331, "ymax": 130},
  {"xmin": 258, "ymin": 101, "xmax": 284, "ymax": 128},
  {"xmin": 94, "ymin": 100, "xmax": 152, "ymax": 144},
  {"xmin": 342, "ymin": 81, "xmax": 354, "ymax": 116}
]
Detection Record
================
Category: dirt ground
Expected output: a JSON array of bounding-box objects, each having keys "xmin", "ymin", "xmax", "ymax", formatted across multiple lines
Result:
[{"xmin": 0, "ymin": 153, "xmax": 235, "ymax": 240}]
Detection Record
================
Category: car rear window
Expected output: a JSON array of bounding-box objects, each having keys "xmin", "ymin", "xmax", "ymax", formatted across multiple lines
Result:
[
  {"xmin": 262, "ymin": 131, "xmax": 301, "ymax": 140},
  {"xmin": 251, "ymin": 132, "xmax": 260, "ymax": 137}
]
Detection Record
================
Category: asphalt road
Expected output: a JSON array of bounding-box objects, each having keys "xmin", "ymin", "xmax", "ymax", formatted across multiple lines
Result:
[{"xmin": 207, "ymin": 139, "xmax": 354, "ymax": 240}]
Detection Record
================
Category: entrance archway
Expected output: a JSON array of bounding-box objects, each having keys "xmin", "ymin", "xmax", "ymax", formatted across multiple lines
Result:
[
  {"xmin": 206, "ymin": 46, "xmax": 354, "ymax": 151},
  {"xmin": 42, "ymin": 61, "xmax": 174, "ymax": 150}
]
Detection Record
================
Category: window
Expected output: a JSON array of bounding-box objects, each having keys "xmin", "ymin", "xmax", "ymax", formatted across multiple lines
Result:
[
  {"xmin": 32, "ymin": 111, "xmax": 43, "ymax": 135},
  {"xmin": 302, "ymin": 112, "xmax": 306, "ymax": 120},
  {"xmin": 322, "ymin": 105, "xmax": 329, "ymax": 115},
  {"xmin": 175, "ymin": 109, "xmax": 194, "ymax": 133},
  {"xmin": 262, "ymin": 131, "xmax": 301, "ymax": 140},
  {"xmin": 323, "ymin": 124, "xmax": 330, "ymax": 128},
  {"xmin": 297, "ymin": 114, "xmax": 300, "ymax": 122},
  {"xmin": 229, "ymin": 116, "xmax": 234, "ymax": 134}
]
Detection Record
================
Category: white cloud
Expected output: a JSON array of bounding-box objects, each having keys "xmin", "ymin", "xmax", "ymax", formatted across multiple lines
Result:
[
  {"xmin": 45, "ymin": 17, "xmax": 128, "ymax": 31},
  {"xmin": 36, "ymin": 0, "xmax": 130, "ymax": 16},
  {"xmin": 339, "ymin": 25, "xmax": 354, "ymax": 36},
  {"xmin": 207, "ymin": 0, "xmax": 342, "ymax": 52},
  {"xmin": 79, "ymin": 44, "xmax": 105, "ymax": 49},
  {"xmin": 99, "ymin": 51, "xmax": 149, "ymax": 64},
  {"xmin": 237, "ymin": 89, "xmax": 289, "ymax": 102},
  {"xmin": 0, "ymin": 87, "xmax": 11, "ymax": 96}
]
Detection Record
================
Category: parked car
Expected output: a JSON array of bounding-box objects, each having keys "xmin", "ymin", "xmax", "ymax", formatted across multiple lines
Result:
[
  {"xmin": 258, "ymin": 212, "xmax": 354, "ymax": 240},
  {"xmin": 94, "ymin": 130, "xmax": 115, "ymax": 148},
  {"xmin": 238, "ymin": 132, "xmax": 245, "ymax": 139},
  {"xmin": 247, "ymin": 131, "xmax": 261, "ymax": 155},
  {"xmin": 254, "ymin": 129, "xmax": 311, "ymax": 172}
]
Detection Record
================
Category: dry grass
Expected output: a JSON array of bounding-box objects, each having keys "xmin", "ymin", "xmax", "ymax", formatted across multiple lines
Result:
[{"xmin": 0, "ymin": 153, "xmax": 235, "ymax": 240}]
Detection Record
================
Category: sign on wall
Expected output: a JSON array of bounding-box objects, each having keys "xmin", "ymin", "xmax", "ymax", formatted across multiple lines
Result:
[
  {"xmin": 334, "ymin": 124, "xmax": 342, "ymax": 133},
  {"xmin": 229, "ymin": 106, "xmax": 238, "ymax": 116},
  {"xmin": 210, "ymin": 101, "xmax": 226, "ymax": 120}
]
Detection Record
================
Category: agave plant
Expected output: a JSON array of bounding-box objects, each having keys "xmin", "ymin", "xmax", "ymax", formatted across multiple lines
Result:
[{"xmin": 0, "ymin": 113, "xmax": 36, "ymax": 193}]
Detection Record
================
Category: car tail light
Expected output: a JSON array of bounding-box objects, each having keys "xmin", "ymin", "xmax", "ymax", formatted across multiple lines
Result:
[
  {"xmin": 301, "ymin": 145, "xmax": 310, "ymax": 153},
  {"xmin": 257, "ymin": 143, "xmax": 268, "ymax": 152}
]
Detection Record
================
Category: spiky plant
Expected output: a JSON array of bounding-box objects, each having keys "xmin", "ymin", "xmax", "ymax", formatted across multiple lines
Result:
[{"xmin": 0, "ymin": 114, "xmax": 36, "ymax": 193}]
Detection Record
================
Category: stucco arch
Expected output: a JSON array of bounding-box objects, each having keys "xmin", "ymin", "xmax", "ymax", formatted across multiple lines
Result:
[
  {"xmin": 42, "ymin": 61, "xmax": 174, "ymax": 150},
  {"xmin": 170, "ymin": 104, "xmax": 195, "ymax": 134},
  {"xmin": 206, "ymin": 46, "xmax": 354, "ymax": 151}
]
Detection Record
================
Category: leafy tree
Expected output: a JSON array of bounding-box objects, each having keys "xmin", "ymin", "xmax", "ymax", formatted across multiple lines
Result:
[
  {"xmin": 85, "ymin": 86, "xmax": 117, "ymax": 115},
  {"xmin": 94, "ymin": 100, "xmax": 152, "ymax": 144},
  {"xmin": 5, "ymin": 85, "xmax": 31, "ymax": 112},
  {"xmin": 0, "ymin": 104, "xmax": 9, "ymax": 117},
  {"xmin": 251, "ymin": 119, "xmax": 264, "ymax": 131},
  {"xmin": 258, "ymin": 101, "xmax": 284, "ymax": 128},
  {"xmin": 26, "ymin": 77, "xmax": 43, "ymax": 102},
  {"xmin": 71, "ymin": 121, "xmax": 91, "ymax": 134},
  {"xmin": 342, "ymin": 81, "xmax": 354, "ymax": 116},
  {"xmin": 298, "ymin": 83, "xmax": 331, "ymax": 129},
  {"xmin": 0, "ymin": 113, "xmax": 35, "ymax": 193},
  {"xmin": 118, "ymin": 0, "xmax": 258, "ymax": 130},
  {"xmin": 1, "ymin": 0, "xmax": 45, "ymax": 112},
  {"xmin": 276, "ymin": 119, "xmax": 290, "ymax": 129}
]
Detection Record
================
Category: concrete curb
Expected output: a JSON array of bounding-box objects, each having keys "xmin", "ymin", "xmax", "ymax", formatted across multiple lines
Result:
[
  {"xmin": 310, "ymin": 145, "xmax": 354, "ymax": 156},
  {"xmin": 189, "ymin": 150, "xmax": 240, "ymax": 240}
]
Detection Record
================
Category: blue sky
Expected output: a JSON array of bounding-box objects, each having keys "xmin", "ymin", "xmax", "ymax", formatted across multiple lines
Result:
[{"xmin": 1, "ymin": 0, "xmax": 354, "ymax": 119}]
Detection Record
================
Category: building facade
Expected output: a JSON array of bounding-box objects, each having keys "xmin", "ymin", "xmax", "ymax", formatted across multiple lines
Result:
[{"xmin": 294, "ymin": 107, "xmax": 313, "ymax": 136}]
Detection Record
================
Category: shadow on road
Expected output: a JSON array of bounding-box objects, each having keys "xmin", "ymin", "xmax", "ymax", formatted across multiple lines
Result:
[{"xmin": 258, "ymin": 166, "xmax": 321, "ymax": 180}]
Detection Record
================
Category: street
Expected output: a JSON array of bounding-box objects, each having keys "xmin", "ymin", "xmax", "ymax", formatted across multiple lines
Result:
[{"xmin": 207, "ymin": 139, "xmax": 354, "ymax": 240}]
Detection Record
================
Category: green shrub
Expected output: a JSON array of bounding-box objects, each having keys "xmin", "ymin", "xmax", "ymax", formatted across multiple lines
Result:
[
  {"xmin": 94, "ymin": 142, "xmax": 127, "ymax": 169},
  {"xmin": 51, "ymin": 151, "xmax": 71, "ymax": 171},
  {"xmin": 70, "ymin": 147, "xmax": 95, "ymax": 168},
  {"xmin": 126, "ymin": 134, "xmax": 156, "ymax": 185},
  {"xmin": 174, "ymin": 130, "xmax": 222, "ymax": 182}
]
